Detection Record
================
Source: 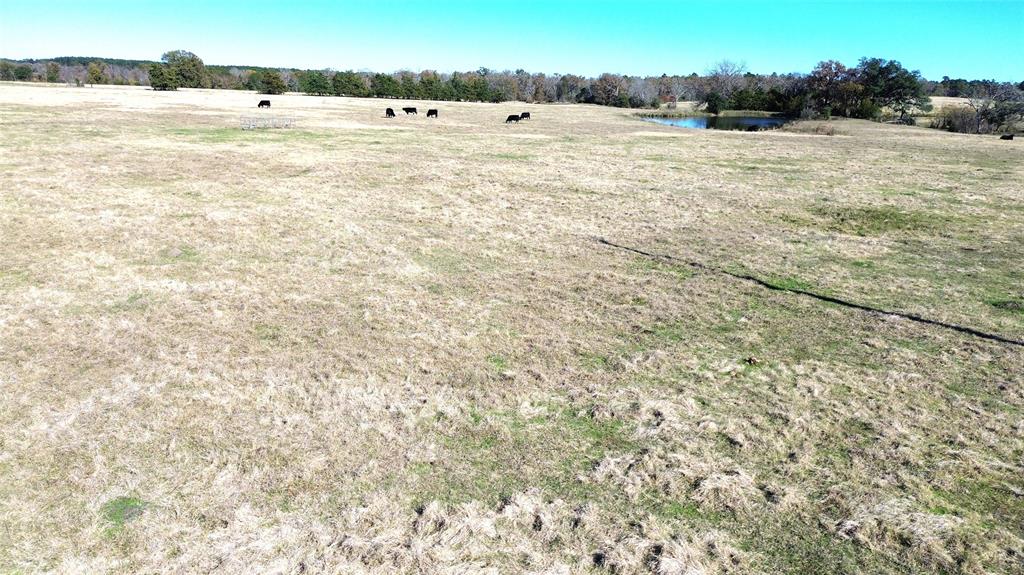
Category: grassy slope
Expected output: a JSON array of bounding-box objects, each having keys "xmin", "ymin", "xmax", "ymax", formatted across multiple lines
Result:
[{"xmin": 0, "ymin": 83, "xmax": 1022, "ymax": 574}]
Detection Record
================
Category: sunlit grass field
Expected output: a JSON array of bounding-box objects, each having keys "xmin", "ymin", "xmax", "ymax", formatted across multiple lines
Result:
[{"xmin": 1, "ymin": 82, "xmax": 1022, "ymax": 574}]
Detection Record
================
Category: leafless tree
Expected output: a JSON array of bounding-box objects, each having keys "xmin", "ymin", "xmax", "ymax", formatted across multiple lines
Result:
[{"xmin": 707, "ymin": 60, "xmax": 747, "ymax": 97}]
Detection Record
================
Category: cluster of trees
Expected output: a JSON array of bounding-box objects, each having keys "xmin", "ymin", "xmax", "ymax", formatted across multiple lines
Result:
[
  {"xmin": 148, "ymin": 50, "xmax": 202, "ymax": 90},
  {"xmin": 292, "ymin": 57, "xmax": 967, "ymax": 123},
  {"xmin": 926, "ymin": 76, "xmax": 1024, "ymax": 98},
  {"xmin": 930, "ymin": 83, "xmax": 1024, "ymax": 134},
  {"xmin": 932, "ymin": 100, "xmax": 1024, "ymax": 134},
  {"xmin": 804, "ymin": 58, "xmax": 933, "ymax": 120},
  {"xmin": 3, "ymin": 51, "xmax": 1020, "ymax": 130},
  {"xmin": 2, "ymin": 56, "xmax": 149, "ymax": 85},
  {"xmin": 290, "ymin": 66, "xmax": 815, "ymax": 110},
  {"xmin": 0, "ymin": 60, "xmax": 35, "ymax": 81},
  {"xmin": 145, "ymin": 50, "xmax": 282, "ymax": 93},
  {"xmin": 0, "ymin": 53, "xmax": 299, "ymax": 91},
  {"xmin": 294, "ymin": 68, "xmax": 543, "ymax": 103},
  {"xmin": 919, "ymin": 76, "xmax": 1024, "ymax": 133}
]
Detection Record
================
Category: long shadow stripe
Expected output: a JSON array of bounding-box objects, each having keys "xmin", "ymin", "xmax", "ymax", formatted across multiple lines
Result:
[{"xmin": 596, "ymin": 237, "xmax": 1024, "ymax": 348}]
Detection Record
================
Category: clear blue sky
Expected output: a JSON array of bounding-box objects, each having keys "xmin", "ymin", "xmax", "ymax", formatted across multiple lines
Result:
[{"xmin": 1, "ymin": 0, "xmax": 1021, "ymax": 79}]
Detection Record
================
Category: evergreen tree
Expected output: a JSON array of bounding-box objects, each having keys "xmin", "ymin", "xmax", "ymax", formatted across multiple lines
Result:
[
  {"xmin": 418, "ymin": 71, "xmax": 442, "ymax": 100},
  {"xmin": 87, "ymin": 62, "xmax": 107, "ymax": 85},
  {"xmin": 399, "ymin": 72, "xmax": 419, "ymax": 99},
  {"xmin": 301, "ymin": 70, "xmax": 332, "ymax": 95},
  {"xmin": 704, "ymin": 92, "xmax": 726, "ymax": 114},
  {"xmin": 370, "ymin": 73, "xmax": 400, "ymax": 98},
  {"xmin": 161, "ymin": 50, "xmax": 210, "ymax": 88},
  {"xmin": 149, "ymin": 64, "xmax": 179, "ymax": 90},
  {"xmin": 258, "ymin": 70, "xmax": 288, "ymax": 94},
  {"xmin": 13, "ymin": 64, "xmax": 33, "ymax": 81},
  {"xmin": 855, "ymin": 58, "xmax": 931, "ymax": 119},
  {"xmin": 46, "ymin": 62, "xmax": 60, "ymax": 83},
  {"xmin": 332, "ymin": 71, "xmax": 368, "ymax": 96}
]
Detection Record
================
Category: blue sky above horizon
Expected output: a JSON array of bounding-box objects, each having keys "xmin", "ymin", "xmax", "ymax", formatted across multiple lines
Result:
[{"xmin": 1, "ymin": 0, "xmax": 1021, "ymax": 80}]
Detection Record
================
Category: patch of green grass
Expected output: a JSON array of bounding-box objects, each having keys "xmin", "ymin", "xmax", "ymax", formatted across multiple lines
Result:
[
  {"xmin": 623, "ymin": 321, "xmax": 691, "ymax": 356},
  {"xmin": 648, "ymin": 322, "xmax": 687, "ymax": 343},
  {"xmin": 775, "ymin": 212, "xmax": 817, "ymax": 228},
  {"xmin": 414, "ymin": 248, "xmax": 499, "ymax": 275},
  {"xmin": 0, "ymin": 268, "xmax": 33, "ymax": 290},
  {"xmin": 841, "ymin": 418, "xmax": 877, "ymax": 447},
  {"xmin": 657, "ymin": 499, "xmax": 706, "ymax": 520},
  {"xmin": 710, "ymin": 158, "xmax": 807, "ymax": 176},
  {"xmin": 631, "ymin": 257, "xmax": 693, "ymax": 280},
  {"xmin": 875, "ymin": 185, "xmax": 919, "ymax": 197},
  {"xmin": 558, "ymin": 409, "xmax": 631, "ymax": 448},
  {"xmin": 945, "ymin": 380, "xmax": 1019, "ymax": 415},
  {"xmin": 155, "ymin": 245, "xmax": 200, "ymax": 265},
  {"xmin": 415, "ymin": 406, "xmax": 634, "ymax": 508},
  {"xmin": 745, "ymin": 514, "xmax": 895, "ymax": 574},
  {"xmin": 168, "ymin": 127, "xmax": 335, "ymax": 145},
  {"xmin": 892, "ymin": 337, "xmax": 943, "ymax": 354},
  {"xmin": 488, "ymin": 152, "xmax": 533, "ymax": 161},
  {"xmin": 761, "ymin": 275, "xmax": 815, "ymax": 292},
  {"xmin": 577, "ymin": 351, "xmax": 611, "ymax": 371},
  {"xmin": 168, "ymin": 127, "xmax": 245, "ymax": 143},
  {"xmin": 101, "ymin": 496, "xmax": 145, "ymax": 536},
  {"xmin": 811, "ymin": 204, "xmax": 944, "ymax": 236},
  {"xmin": 644, "ymin": 154, "xmax": 675, "ymax": 163},
  {"xmin": 933, "ymin": 479, "xmax": 1024, "ymax": 533},
  {"xmin": 987, "ymin": 298, "xmax": 1024, "ymax": 315},
  {"xmin": 641, "ymin": 494, "xmax": 728, "ymax": 526},
  {"xmin": 254, "ymin": 323, "xmax": 283, "ymax": 342},
  {"xmin": 486, "ymin": 354, "xmax": 509, "ymax": 372},
  {"xmin": 108, "ymin": 291, "xmax": 148, "ymax": 313}
]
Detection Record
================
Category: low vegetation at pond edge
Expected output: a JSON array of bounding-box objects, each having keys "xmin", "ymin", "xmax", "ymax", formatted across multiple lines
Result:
[{"xmin": 0, "ymin": 84, "xmax": 1022, "ymax": 575}]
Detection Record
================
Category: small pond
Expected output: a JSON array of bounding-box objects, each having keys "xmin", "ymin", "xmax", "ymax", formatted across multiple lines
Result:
[{"xmin": 643, "ymin": 116, "xmax": 788, "ymax": 131}]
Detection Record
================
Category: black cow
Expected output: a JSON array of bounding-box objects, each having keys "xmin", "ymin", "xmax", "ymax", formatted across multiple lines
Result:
[
  {"xmin": 519, "ymin": 112, "xmax": 531, "ymax": 120},
  {"xmin": 505, "ymin": 114, "xmax": 520, "ymax": 124},
  {"xmin": 403, "ymin": 107, "xmax": 417, "ymax": 115},
  {"xmin": 746, "ymin": 125, "xmax": 760, "ymax": 132},
  {"xmin": 1000, "ymin": 134, "xmax": 1014, "ymax": 140},
  {"xmin": 385, "ymin": 108, "xmax": 396, "ymax": 118},
  {"xmin": 426, "ymin": 109, "xmax": 438, "ymax": 118},
  {"xmin": 257, "ymin": 100, "xmax": 271, "ymax": 108}
]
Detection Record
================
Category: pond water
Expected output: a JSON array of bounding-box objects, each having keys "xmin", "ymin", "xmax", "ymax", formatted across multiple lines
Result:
[{"xmin": 643, "ymin": 116, "xmax": 787, "ymax": 131}]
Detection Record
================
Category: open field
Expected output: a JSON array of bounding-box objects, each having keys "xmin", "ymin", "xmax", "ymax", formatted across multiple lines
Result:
[
  {"xmin": 928, "ymin": 96, "xmax": 972, "ymax": 111},
  {"xmin": 1, "ymin": 82, "xmax": 1022, "ymax": 574}
]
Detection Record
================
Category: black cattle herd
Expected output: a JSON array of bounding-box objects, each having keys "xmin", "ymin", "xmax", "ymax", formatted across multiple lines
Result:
[{"xmin": 257, "ymin": 99, "xmax": 533, "ymax": 124}]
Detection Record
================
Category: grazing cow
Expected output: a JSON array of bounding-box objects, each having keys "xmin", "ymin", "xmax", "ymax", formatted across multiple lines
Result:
[
  {"xmin": 1000, "ymin": 134, "xmax": 1014, "ymax": 140},
  {"xmin": 426, "ymin": 109, "xmax": 438, "ymax": 118},
  {"xmin": 402, "ymin": 107, "xmax": 417, "ymax": 115},
  {"xmin": 519, "ymin": 112, "xmax": 531, "ymax": 120},
  {"xmin": 746, "ymin": 125, "xmax": 760, "ymax": 132},
  {"xmin": 505, "ymin": 114, "xmax": 520, "ymax": 124},
  {"xmin": 385, "ymin": 108, "xmax": 396, "ymax": 118},
  {"xmin": 257, "ymin": 100, "xmax": 271, "ymax": 108}
]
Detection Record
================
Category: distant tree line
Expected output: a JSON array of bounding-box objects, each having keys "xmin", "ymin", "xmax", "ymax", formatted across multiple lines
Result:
[
  {"xmin": 926, "ymin": 76, "xmax": 1024, "ymax": 98},
  {"xmin": 0, "ymin": 52, "xmax": 300, "ymax": 92},
  {"xmin": 2, "ymin": 51, "xmax": 1021, "ymax": 130}
]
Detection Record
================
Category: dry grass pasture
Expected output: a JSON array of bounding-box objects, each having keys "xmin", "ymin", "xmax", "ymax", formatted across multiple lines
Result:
[{"xmin": 1, "ymin": 83, "xmax": 1023, "ymax": 574}]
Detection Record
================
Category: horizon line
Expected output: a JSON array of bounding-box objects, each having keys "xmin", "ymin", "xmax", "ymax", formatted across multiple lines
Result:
[{"xmin": 3, "ymin": 52, "xmax": 1019, "ymax": 83}]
